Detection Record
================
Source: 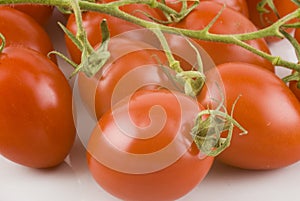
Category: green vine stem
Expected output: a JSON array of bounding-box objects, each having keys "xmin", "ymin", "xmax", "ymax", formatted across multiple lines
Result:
[
  {"xmin": 1, "ymin": 0, "xmax": 300, "ymax": 71},
  {"xmin": 0, "ymin": 33, "xmax": 5, "ymax": 53}
]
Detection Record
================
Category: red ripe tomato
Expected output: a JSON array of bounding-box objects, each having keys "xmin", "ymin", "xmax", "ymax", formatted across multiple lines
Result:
[
  {"xmin": 163, "ymin": 0, "xmax": 249, "ymax": 17},
  {"xmin": 78, "ymin": 37, "xmax": 170, "ymax": 119},
  {"xmin": 174, "ymin": 1, "xmax": 274, "ymax": 71},
  {"xmin": 86, "ymin": 88, "xmax": 214, "ymax": 201},
  {"xmin": 0, "ymin": 46, "xmax": 76, "ymax": 168},
  {"xmin": 8, "ymin": 4, "xmax": 54, "ymax": 25},
  {"xmin": 198, "ymin": 62, "xmax": 300, "ymax": 170},
  {"xmin": 65, "ymin": 2, "xmax": 163, "ymax": 64},
  {"xmin": 246, "ymin": 0, "xmax": 298, "ymax": 42},
  {"xmin": 0, "ymin": 6, "xmax": 56, "ymax": 62}
]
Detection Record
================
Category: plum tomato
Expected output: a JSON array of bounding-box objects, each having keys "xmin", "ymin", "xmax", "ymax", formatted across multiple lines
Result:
[
  {"xmin": 173, "ymin": 1, "xmax": 274, "ymax": 71},
  {"xmin": 8, "ymin": 4, "xmax": 54, "ymax": 26},
  {"xmin": 198, "ymin": 62, "xmax": 300, "ymax": 170},
  {"xmin": 86, "ymin": 88, "xmax": 214, "ymax": 201},
  {"xmin": 77, "ymin": 37, "xmax": 170, "ymax": 119},
  {"xmin": 0, "ymin": 46, "xmax": 76, "ymax": 168},
  {"xmin": 0, "ymin": 6, "xmax": 56, "ymax": 62}
]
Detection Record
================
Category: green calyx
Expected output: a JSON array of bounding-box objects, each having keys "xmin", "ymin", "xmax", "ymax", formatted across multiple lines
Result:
[{"xmin": 191, "ymin": 96, "xmax": 247, "ymax": 157}]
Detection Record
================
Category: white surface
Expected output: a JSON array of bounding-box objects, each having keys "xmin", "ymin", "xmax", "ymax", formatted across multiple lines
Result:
[{"xmin": 1, "ymin": 8, "xmax": 300, "ymax": 201}]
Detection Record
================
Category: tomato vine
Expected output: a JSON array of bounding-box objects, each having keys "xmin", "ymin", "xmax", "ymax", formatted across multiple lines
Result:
[
  {"xmin": 1, "ymin": 0, "xmax": 300, "ymax": 71},
  {"xmin": 1, "ymin": 0, "xmax": 300, "ymax": 157}
]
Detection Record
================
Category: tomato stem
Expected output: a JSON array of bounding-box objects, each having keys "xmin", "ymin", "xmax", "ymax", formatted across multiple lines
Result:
[
  {"xmin": 152, "ymin": 28, "xmax": 183, "ymax": 73},
  {"xmin": 257, "ymin": 0, "xmax": 280, "ymax": 28},
  {"xmin": 70, "ymin": 0, "xmax": 95, "ymax": 58},
  {"xmin": 192, "ymin": 95, "xmax": 247, "ymax": 156},
  {"xmin": 74, "ymin": 20, "xmax": 111, "ymax": 77},
  {"xmin": 0, "ymin": 33, "xmax": 5, "ymax": 53}
]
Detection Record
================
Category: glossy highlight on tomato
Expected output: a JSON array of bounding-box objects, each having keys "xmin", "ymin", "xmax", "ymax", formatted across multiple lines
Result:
[
  {"xmin": 87, "ymin": 88, "xmax": 214, "ymax": 201},
  {"xmin": 0, "ymin": 46, "xmax": 76, "ymax": 168},
  {"xmin": 78, "ymin": 37, "xmax": 171, "ymax": 119},
  {"xmin": 198, "ymin": 62, "xmax": 300, "ymax": 170}
]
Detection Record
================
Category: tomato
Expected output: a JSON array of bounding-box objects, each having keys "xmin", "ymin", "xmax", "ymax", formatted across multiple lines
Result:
[
  {"xmin": 8, "ymin": 4, "xmax": 54, "ymax": 25},
  {"xmin": 198, "ymin": 62, "xmax": 300, "ymax": 170},
  {"xmin": 174, "ymin": 1, "xmax": 274, "ymax": 71},
  {"xmin": 246, "ymin": 0, "xmax": 298, "ymax": 42},
  {"xmin": 206, "ymin": 0, "xmax": 249, "ymax": 17},
  {"xmin": 65, "ymin": 1, "xmax": 163, "ymax": 64},
  {"xmin": 162, "ymin": 0, "xmax": 249, "ymax": 17},
  {"xmin": 86, "ymin": 88, "xmax": 214, "ymax": 201},
  {"xmin": 78, "ymin": 37, "xmax": 170, "ymax": 119},
  {"xmin": 0, "ymin": 6, "xmax": 56, "ymax": 62},
  {"xmin": 0, "ymin": 46, "xmax": 76, "ymax": 168}
]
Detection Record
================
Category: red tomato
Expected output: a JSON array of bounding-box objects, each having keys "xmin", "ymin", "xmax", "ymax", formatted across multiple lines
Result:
[
  {"xmin": 0, "ymin": 6, "xmax": 56, "ymax": 62},
  {"xmin": 8, "ymin": 4, "xmax": 54, "ymax": 25},
  {"xmin": 0, "ymin": 46, "xmax": 76, "ymax": 168},
  {"xmin": 78, "ymin": 37, "xmax": 170, "ymax": 119},
  {"xmin": 65, "ymin": 1, "xmax": 163, "ymax": 64},
  {"xmin": 206, "ymin": 0, "xmax": 249, "ymax": 17},
  {"xmin": 86, "ymin": 88, "xmax": 214, "ymax": 201},
  {"xmin": 198, "ymin": 62, "xmax": 300, "ymax": 170},
  {"xmin": 246, "ymin": 0, "xmax": 298, "ymax": 42},
  {"xmin": 174, "ymin": 1, "xmax": 274, "ymax": 71},
  {"xmin": 163, "ymin": 0, "xmax": 249, "ymax": 17}
]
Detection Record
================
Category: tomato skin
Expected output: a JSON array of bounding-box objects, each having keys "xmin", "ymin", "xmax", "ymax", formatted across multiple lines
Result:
[
  {"xmin": 87, "ymin": 88, "xmax": 214, "ymax": 201},
  {"xmin": 174, "ymin": 2, "xmax": 274, "ymax": 71},
  {"xmin": 163, "ymin": 0, "xmax": 249, "ymax": 17},
  {"xmin": 65, "ymin": 2, "xmax": 163, "ymax": 64},
  {"xmin": 8, "ymin": 4, "xmax": 54, "ymax": 25},
  {"xmin": 0, "ymin": 7, "xmax": 56, "ymax": 62},
  {"xmin": 289, "ymin": 81, "xmax": 300, "ymax": 101},
  {"xmin": 78, "ymin": 37, "xmax": 171, "ymax": 119},
  {"xmin": 0, "ymin": 47, "xmax": 76, "ymax": 168},
  {"xmin": 205, "ymin": 0, "xmax": 249, "ymax": 17},
  {"xmin": 198, "ymin": 62, "xmax": 300, "ymax": 170}
]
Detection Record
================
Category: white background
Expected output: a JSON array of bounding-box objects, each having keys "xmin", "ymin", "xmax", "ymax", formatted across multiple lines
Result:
[{"xmin": 1, "ymin": 8, "xmax": 300, "ymax": 201}]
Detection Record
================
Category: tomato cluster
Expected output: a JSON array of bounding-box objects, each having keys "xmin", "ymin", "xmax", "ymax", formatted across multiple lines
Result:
[
  {"xmin": 0, "ymin": 6, "xmax": 75, "ymax": 168},
  {"xmin": 2, "ymin": 1, "xmax": 300, "ymax": 201}
]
